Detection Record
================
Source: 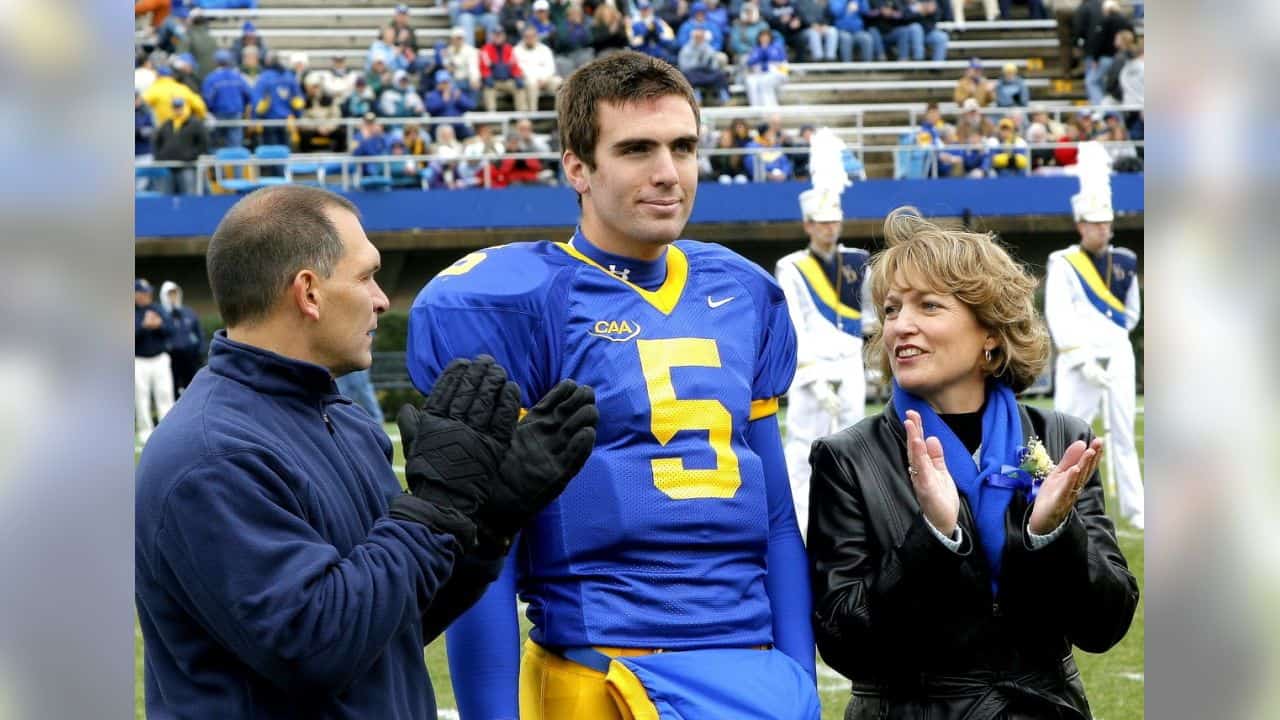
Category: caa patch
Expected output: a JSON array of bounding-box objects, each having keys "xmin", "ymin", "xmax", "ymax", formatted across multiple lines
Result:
[{"xmin": 589, "ymin": 319, "xmax": 642, "ymax": 343}]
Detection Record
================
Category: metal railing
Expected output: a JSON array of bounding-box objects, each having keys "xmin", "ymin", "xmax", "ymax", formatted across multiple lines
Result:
[
  {"xmin": 893, "ymin": 139, "xmax": 1144, "ymax": 179},
  {"xmin": 198, "ymin": 7, "xmax": 448, "ymax": 19},
  {"xmin": 903, "ymin": 102, "xmax": 1144, "ymax": 130},
  {"xmin": 135, "ymin": 136, "xmax": 1142, "ymax": 196}
]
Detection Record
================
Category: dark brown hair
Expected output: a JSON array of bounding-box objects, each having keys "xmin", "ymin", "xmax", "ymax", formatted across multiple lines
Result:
[{"xmin": 556, "ymin": 51, "xmax": 699, "ymax": 171}]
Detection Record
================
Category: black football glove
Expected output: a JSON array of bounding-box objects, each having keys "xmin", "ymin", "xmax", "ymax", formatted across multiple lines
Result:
[
  {"xmin": 388, "ymin": 356, "xmax": 521, "ymax": 548},
  {"xmin": 478, "ymin": 380, "xmax": 599, "ymax": 541}
]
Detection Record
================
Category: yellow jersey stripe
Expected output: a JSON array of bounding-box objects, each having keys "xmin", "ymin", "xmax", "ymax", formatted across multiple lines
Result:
[
  {"xmin": 749, "ymin": 397, "xmax": 780, "ymax": 421},
  {"xmin": 555, "ymin": 242, "xmax": 689, "ymax": 316}
]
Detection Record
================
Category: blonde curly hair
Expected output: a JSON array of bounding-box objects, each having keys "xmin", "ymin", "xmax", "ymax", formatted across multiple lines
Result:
[{"xmin": 865, "ymin": 207, "xmax": 1050, "ymax": 393}]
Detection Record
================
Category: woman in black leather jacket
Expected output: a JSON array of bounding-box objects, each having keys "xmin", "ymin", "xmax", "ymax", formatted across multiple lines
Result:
[{"xmin": 808, "ymin": 209, "xmax": 1138, "ymax": 720}]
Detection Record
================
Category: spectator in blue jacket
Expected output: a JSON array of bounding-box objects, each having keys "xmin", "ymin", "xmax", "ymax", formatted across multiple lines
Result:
[
  {"xmin": 703, "ymin": 0, "xmax": 732, "ymax": 36},
  {"xmin": 202, "ymin": 48, "xmax": 253, "ymax": 149},
  {"xmin": 134, "ymin": 278, "xmax": 174, "ymax": 444},
  {"xmin": 744, "ymin": 27, "xmax": 789, "ymax": 106},
  {"xmin": 744, "ymin": 122, "xmax": 794, "ymax": 180},
  {"xmin": 627, "ymin": 1, "xmax": 678, "ymax": 62},
  {"xmin": 135, "ymin": 184, "xmax": 597, "ymax": 720},
  {"xmin": 425, "ymin": 70, "xmax": 476, "ymax": 141},
  {"xmin": 994, "ymin": 61, "xmax": 1031, "ymax": 107},
  {"xmin": 677, "ymin": 2, "xmax": 727, "ymax": 51},
  {"xmin": 159, "ymin": 281, "xmax": 204, "ymax": 396},
  {"xmin": 832, "ymin": 0, "xmax": 882, "ymax": 61},
  {"xmin": 961, "ymin": 127, "xmax": 993, "ymax": 177},
  {"xmin": 252, "ymin": 52, "xmax": 304, "ymax": 147},
  {"xmin": 353, "ymin": 116, "xmax": 393, "ymax": 177}
]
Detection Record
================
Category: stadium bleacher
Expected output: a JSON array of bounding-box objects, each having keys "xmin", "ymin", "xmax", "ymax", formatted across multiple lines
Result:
[{"xmin": 135, "ymin": 0, "xmax": 1142, "ymax": 190}]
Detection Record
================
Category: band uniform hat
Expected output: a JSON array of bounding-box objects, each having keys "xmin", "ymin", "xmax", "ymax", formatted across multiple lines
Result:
[
  {"xmin": 799, "ymin": 187, "xmax": 843, "ymax": 223},
  {"xmin": 1071, "ymin": 189, "xmax": 1114, "ymax": 223}
]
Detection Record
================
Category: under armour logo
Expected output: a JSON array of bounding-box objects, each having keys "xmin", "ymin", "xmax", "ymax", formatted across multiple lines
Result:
[{"xmin": 607, "ymin": 264, "xmax": 631, "ymax": 281}]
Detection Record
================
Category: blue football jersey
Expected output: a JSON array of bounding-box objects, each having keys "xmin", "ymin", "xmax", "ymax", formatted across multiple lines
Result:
[{"xmin": 407, "ymin": 235, "xmax": 797, "ymax": 649}]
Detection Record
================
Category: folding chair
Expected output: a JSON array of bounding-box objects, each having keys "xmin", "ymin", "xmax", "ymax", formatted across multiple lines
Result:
[
  {"xmin": 212, "ymin": 147, "xmax": 259, "ymax": 193},
  {"xmin": 253, "ymin": 144, "xmax": 294, "ymax": 186}
]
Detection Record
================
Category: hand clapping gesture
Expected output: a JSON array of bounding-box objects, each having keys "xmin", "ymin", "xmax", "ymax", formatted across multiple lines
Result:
[
  {"xmin": 907, "ymin": 409, "xmax": 1105, "ymax": 540},
  {"xmin": 1028, "ymin": 437, "xmax": 1103, "ymax": 535},
  {"xmin": 904, "ymin": 409, "xmax": 960, "ymax": 537}
]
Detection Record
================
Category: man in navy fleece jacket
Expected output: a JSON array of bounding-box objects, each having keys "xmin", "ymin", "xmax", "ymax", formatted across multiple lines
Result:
[{"xmin": 135, "ymin": 184, "xmax": 597, "ymax": 718}]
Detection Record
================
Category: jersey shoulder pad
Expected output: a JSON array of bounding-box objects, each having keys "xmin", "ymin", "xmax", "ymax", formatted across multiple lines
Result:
[
  {"xmin": 415, "ymin": 240, "xmax": 576, "ymax": 314},
  {"xmin": 1111, "ymin": 246, "xmax": 1138, "ymax": 260},
  {"xmin": 679, "ymin": 239, "xmax": 785, "ymax": 302}
]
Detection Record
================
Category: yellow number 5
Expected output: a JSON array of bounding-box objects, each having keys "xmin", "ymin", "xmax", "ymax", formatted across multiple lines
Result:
[{"xmin": 636, "ymin": 338, "xmax": 741, "ymax": 499}]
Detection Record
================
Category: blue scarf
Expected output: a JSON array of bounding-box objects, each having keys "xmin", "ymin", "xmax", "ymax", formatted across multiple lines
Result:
[{"xmin": 892, "ymin": 380, "xmax": 1030, "ymax": 596}]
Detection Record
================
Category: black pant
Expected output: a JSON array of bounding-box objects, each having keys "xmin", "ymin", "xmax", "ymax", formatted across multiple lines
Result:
[{"xmin": 170, "ymin": 349, "xmax": 202, "ymax": 396}]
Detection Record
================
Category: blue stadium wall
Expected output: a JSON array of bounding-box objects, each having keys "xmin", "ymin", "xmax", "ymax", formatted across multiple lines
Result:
[{"xmin": 135, "ymin": 175, "xmax": 1143, "ymax": 237}]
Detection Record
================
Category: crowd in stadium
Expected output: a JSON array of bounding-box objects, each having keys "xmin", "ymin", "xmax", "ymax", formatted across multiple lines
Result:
[{"xmin": 134, "ymin": 0, "xmax": 1143, "ymax": 193}]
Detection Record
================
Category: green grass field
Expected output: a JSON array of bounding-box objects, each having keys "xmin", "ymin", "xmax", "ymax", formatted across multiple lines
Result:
[{"xmin": 135, "ymin": 399, "xmax": 1144, "ymax": 719}]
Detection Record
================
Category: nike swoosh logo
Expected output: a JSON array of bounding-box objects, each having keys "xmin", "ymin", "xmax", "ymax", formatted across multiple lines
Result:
[{"xmin": 707, "ymin": 296, "xmax": 736, "ymax": 308}]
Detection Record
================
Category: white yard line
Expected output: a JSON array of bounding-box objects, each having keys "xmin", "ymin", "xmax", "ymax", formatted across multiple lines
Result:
[
  {"xmin": 437, "ymin": 710, "xmax": 461, "ymax": 719},
  {"xmin": 1118, "ymin": 671, "xmax": 1144, "ymax": 683},
  {"xmin": 1116, "ymin": 529, "xmax": 1143, "ymax": 540}
]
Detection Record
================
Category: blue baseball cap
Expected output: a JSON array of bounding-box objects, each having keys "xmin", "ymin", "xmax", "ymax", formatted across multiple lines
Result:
[
  {"xmin": 968, "ymin": 56, "xmax": 982, "ymax": 69},
  {"xmin": 215, "ymin": 48, "xmax": 234, "ymax": 65},
  {"xmin": 243, "ymin": 20, "xmax": 256, "ymax": 32},
  {"xmin": 434, "ymin": 69, "xmax": 453, "ymax": 84},
  {"xmin": 395, "ymin": 3, "xmax": 410, "ymax": 12},
  {"xmin": 690, "ymin": 1, "xmax": 708, "ymax": 13},
  {"xmin": 135, "ymin": 278, "xmax": 152, "ymax": 293}
]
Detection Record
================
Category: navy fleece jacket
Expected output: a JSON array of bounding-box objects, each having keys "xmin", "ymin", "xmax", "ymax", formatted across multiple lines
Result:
[{"xmin": 136, "ymin": 333, "xmax": 489, "ymax": 719}]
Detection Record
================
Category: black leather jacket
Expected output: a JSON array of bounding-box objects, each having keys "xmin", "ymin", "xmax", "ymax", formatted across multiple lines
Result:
[{"xmin": 808, "ymin": 401, "xmax": 1139, "ymax": 719}]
